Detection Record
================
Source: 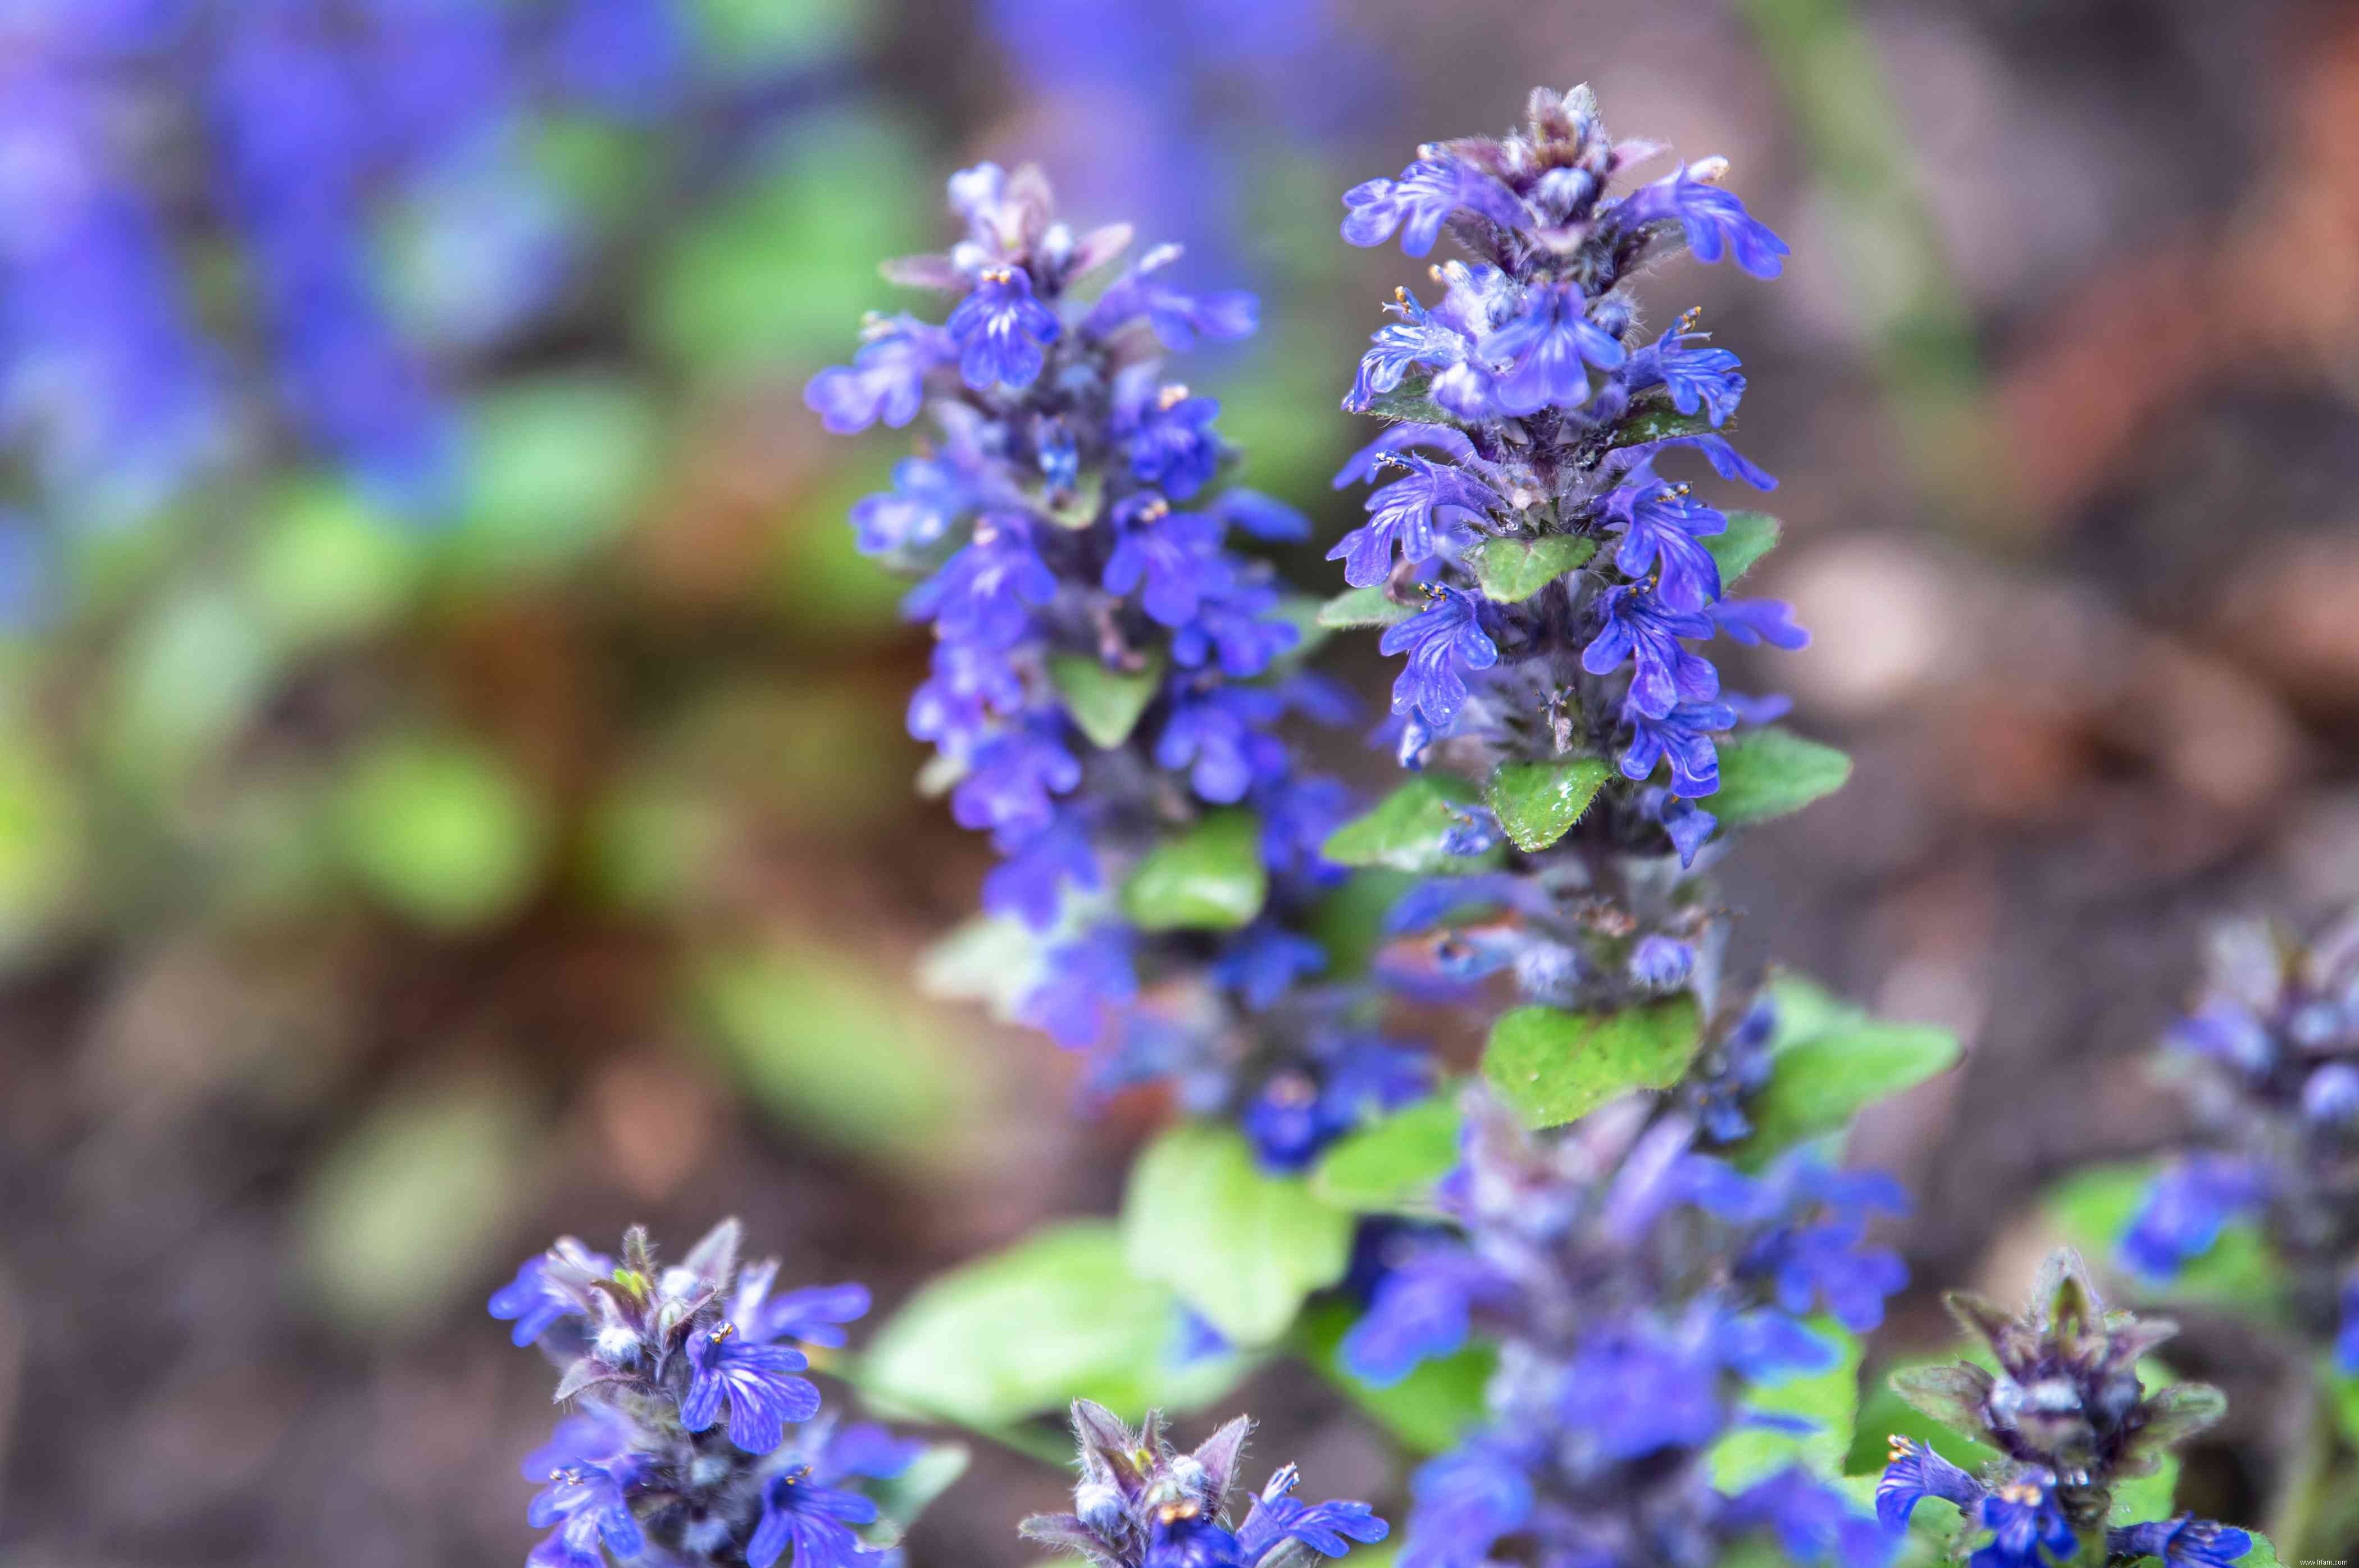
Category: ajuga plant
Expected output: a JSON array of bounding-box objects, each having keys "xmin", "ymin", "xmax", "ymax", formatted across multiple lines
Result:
[
  {"xmin": 1296, "ymin": 84, "xmax": 1969, "ymax": 1568},
  {"xmin": 1020, "ymin": 1401, "xmax": 1388, "ymax": 1568},
  {"xmin": 490, "ymin": 1219, "xmax": 955, "ymax": 1568},
  {"xmin": 1879, "ymin": 1248, "xmax": 2250, "ymax": 1567},
  {"xmin": 2104, "ymin": 904, "xmax": 2359, "ymax": 1548},
  {"xmin": 805, "ymin": 160, "xmax": 1428, "ymax": 1173}
]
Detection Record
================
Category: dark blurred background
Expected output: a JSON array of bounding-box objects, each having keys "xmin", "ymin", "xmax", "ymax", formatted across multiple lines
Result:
[{"xmin": 3, "ymin": 0, "xmax": 2357, "ymax": 1561}]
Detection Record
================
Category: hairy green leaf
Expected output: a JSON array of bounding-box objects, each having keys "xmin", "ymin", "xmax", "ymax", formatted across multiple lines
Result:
[
  {"xmin": 1470, "ymin": 534, "xmax": 1597, "ymax": 603},
  {"xmin": 1482, "ymin": 997, "xmax": 1704, "ymax": 1128},
  {"xmin": 1484, "ymin": 757, "xmax": 1611, "ymax": 853},
  {"xmin": 1122, "ymin": 810, "xmax": 1267, "ymax": 930},
  {"xmin": 1050, "ymin": 651, "xmax": 1166, "ymax": 749},
  {"xmin": 1320, "ymin": 776, "xmax": 1502, "ymax": 876},
  {"xmin": 1311, "ymin": 1093, "xmax": 1464, "ymax": 1215},
  {"xmin": 1710, "ymin": 727, "xmax": 1853, "ymax": 825},
  {"xmin": 1737, "ymin": 1020, "xmax": 1960, "ymax": 1168},
  {"xmin": 1704, "ymin": 510, "xmax": 1782, "ymax": 589},
  {"xmin": 1315, "ymin": 586, "xmax": 1419, "ymax": 629}
]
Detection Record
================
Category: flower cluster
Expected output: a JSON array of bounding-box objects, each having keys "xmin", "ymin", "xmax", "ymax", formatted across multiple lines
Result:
[
  {"xmin": 1, "ymin": 0, "xmax": 709, "ymax": 527},
  {"xmin": 2120, "ymin": 906, "xmax": 2359, "ymax": 1370},
  {"xmin": 1020, "ymin": 1400, "xmax": 1388, "ymax": 1568},
  {"xmin": 1324, "ymin": 85, "xmax": 1823, "ymax": 1066},
  {"xmin": 810, "ymin": 161, "xmax": 1426, "ymax": 1169},
  {"xmin": 1344, "ymin": 1091, "xmax": 1905, "ymax": 1568},
  {"xmin": 490, "ymin": 1220, "xmax": 939, "ymax": 1568},
  {"xmin": 1879, "ymin": 1249, "xmax": 2242, "ymax": 1567}
]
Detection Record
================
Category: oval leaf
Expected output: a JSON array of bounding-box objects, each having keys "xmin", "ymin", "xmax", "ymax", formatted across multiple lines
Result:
[
  {"xmin": 1710, "ymin": 727, "xmax": 1852, "ymax": 825},
  {"xmin": 1320, "ymin": 776, "xmax": 1502, "ymax": 876},
  {"xmin": 1311, "ymin": 1093, "xmax": 1464, "ymax": 1215},
  {"xmin": 1050, "ymin": 651, "xmax": 1166, "ymax": 750},
  {"xmin": 1122, "ymin": 1122, "xmax": 1355, "ymax": 1346},
  {"xmin": 1122, "ymin": 809, "xmax": 1268, "ymax": 931},
  {"xmin": 1482, "ymin": 997, "xmax": 1704, "ymax": 1128},
  {"xmin": 1737, "ymin": 1020, "xmax": 1960, "ymax": 1168},
  {"xmin": 1298, "ymin": 1300, "xmax": 1493, "ymax": 1455},
  {"xmin": 1703, "ymin": 510, "xmax": 1781, "ymax": 588},
  {"xmin": 1484, "ymin": 757, "xmax": 1610, "ymax": 853},
  {"xmin": 1470, "ymin": 534, "xmax": 1597, "ymax": 603},
  {"xmin": 1315, "ymin": 586, "xmax": 1418, "ymax": 629},
  {"xmin": 861, "ymin": 1220, "xmax": 1254, "ymax": 1428}
]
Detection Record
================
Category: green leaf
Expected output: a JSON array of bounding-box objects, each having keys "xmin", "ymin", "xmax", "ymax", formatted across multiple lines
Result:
[
  {"xmin": 449, "ymin": 376, "xmax": 658, "ymax": 578},
  {"xmin": 1484, "ymin": 757, "xmax": 1611, "ymax": 853},
  {"xmin": 1737, "ymin": 1020, "xmax": 1960, "ymax": 1168},
  {"xmin": 1704, "ymin": 510, "xmax": 1781, "ymax": 589},
  {"xmin": 1482, "ymin": 997, "xmax": 1704, "ymax": 1128},
  {"xmin": 1470, "ymin": 534, "xmax": 1597, "ymax": 603},
  {"xmin": 860, "ymin": 1441, "xmax": 971, "ymax": 1550},
  {"xmin": 1298, "ymin": 1299, "xmax": 1493, "ymax": 1455},
  {"xmin": 1710, "ymin": 727, "xmax": 1853, "ymax": 824},
  {"xmin": 247, "ymin": 482, "xmax": 421, "ymax": 645},
  {"xmin": 1320, "ymin": 776, "xmax": 1502, "ymax": 876},
  {"xmin": 2232, "ymin": 1534, "xmax": 2285, "ymax": 1568},
  {"xmin": 1766, "ymin": 970, "xmax": 1869, "ymax": 1045},
  {"xmin": 861, "ymin": 1220, "xmax": 1256, "ymax": 1428},
  {"xmin": 1315, "ymin": 586, "xmax": 1417, "ymax": 629},
  {"xmin": 1843, "ymin": 1365, "xmax": 1999, "ymax": 1477},
  {"xmin": 1122, "ymin": 1122, "xmax": 1355, "ymax": 1345},
  {"xmin": 1361, "ymin": 375, "xmax": 1461, "ymax": 426},
  {"xmin": 1050, "ymin": 651, "xmax": 1167, "ymax": 749},
  {"xmin": 332, "ymin": 739, "xmax": 549, "ymax": 931},
  {"xmin": 1122, "ymin": 809, "xmax": 1268, "ymax": 931},
  {"xmin": 1311, "ymin": 1093, "xmax": 1464, "ymax": 1215},
  {"xmin": 2326, "ymin": 1359, "xmax": 2359, "ymax": 1448},
  {"xmin": 1610, "ymin": 407, "xmax": 1718, "ymax": 448},
  {"xmin": 1711, "ymin": 1319, "xmax": 1860, "ymax": 1491},
  {"xmin": 2043, "ymin": 1163, "xmax": 2281, "ymax": 1314},
  {"xmin": 297, "ymin": 1072, "xmax": 536, "ymax": 1335}
]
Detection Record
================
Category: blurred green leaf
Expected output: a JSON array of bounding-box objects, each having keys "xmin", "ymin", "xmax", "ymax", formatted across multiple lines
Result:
[
  {"xmin": 1484, "ymin": 757, "xmax": 1610, "ymax": 853},
  {"xmin": 1704, "ymin": 511, "xmax": 1782, "ymax": 589},
  {"xmin": 1843, "ymin": 1362, "xmax": 1999, "ymax": 1478},
  {"xmin": 1736, "ymin": 1018, "xmax": 1959, "ymax": 1169},
  {"xmin": 247, "ymin": 481, "xmax": 421, "ymax": 645},
  {"xmin": 1609, "ymin": 407, "xmax": 1718, "ymax": 448},
  {"xmin": 1298, "ymin": 1299, "xmax": 1492, "ymax": 1455},
  {"xmin": 917, "ymin": 914, "xmax": 1048, "ymax": 1023},
  {"xmin": 107, "ymin": 587, "xmax": 278, "ymax": 783},
  {"xmin": 1122, "ymin": 809, "xmax": 1267, "ymax": 931},
  {"xmin": 1710, "ymin": 728, "xmax": 1853, "ymax": 825},
  {"xmin": 1315, "ymin": 586, "xmax": 1416, "ymax": 630},
  {"xmin": 860, "ymin": 1441, "xmax": 971, "ymax": 1549},
  {"xmin": 690, "ymin": 0, "xmax": 873, "ymax": 65},
  {"xmin": 0, "ymin": 741, "xmax": 82, "ymax": 954},
  {"xmin": 1051, "ymin": 651, "xmax": 1166, "ymax": 750},
  {"xmin": 1470, "ymin": 534, "xmax": 1596, "ymax": 603},
  {"xmin": 581, "ymin": 778, "xmax": 721, "ymax": 913},
  {"xmin": 648, "ymin": 113, "xmax": 925, "ymax": 372},
  {"xmin": 691, "ymin": 943, "xmax": 980, "ymax": 1165},
  {"xmin": 1123, "ymin": 1122, "xmax": 1354, "ymax": 1346},
  {"xmin": 297, "ymin": 1073, "xmax": 537, "ymax": 1335},
  {"xmin": 333, "ymin": 738, "xmax": 549, "ymax": 932},
  {"xmin": 1482, "ymin": 998, "xmax": 1703, "ymax": 1128},
  {"xmin": 1766, "ymin": 970, "xmax": 1868, "ymax": 1045},
  {"xmin": 1322, "ymin": 776, "xmax": 1500, "ymax": 876},
  {"xmin": 862, "ymin": 1220, "xmax": 1255, "ymax": 1428},
  {"xmin": 2326, "ymin": 1359, "xmax": 2359, "ymax": 1449},
  {"xmin": 1311, "ymin": 1092, "xmax": 1462, "ymax": 1215},
  {"xmin": 1710, "ymin": 1319, "xmax": 1860, "ymax": 1491},
  {"xmin": 774, "ymin": 464, "xmax": 916, "ymax": 641},
  {"xmin": 1307, "ymin": 868, "xmax": 1416, "ymax": 980},
  {"xmin": 2043, "ymin": 1163, "xmax": 2280, "ymax": 1314},
  {"xmin": 447, "ymin": 375, "xmax": 659, "ymax": 579}
]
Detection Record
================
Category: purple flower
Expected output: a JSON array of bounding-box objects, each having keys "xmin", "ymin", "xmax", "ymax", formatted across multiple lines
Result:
[
  {"xmin": 850, "ymin": 456, "xmax": 968, "ymax": 556},
  {"xmin": 2302, "ymin": 1061, "xmax": 2359, "ymax": 1123},
  {"xmin": 1341, "ymin": 1244, "xmax": 1508, "ymax": 1383},
  {"xmin": 804, "ymin": 316, "xmax": 954, "ymax": 434},
  {"xmin": 489, "ymin": 1238, "xmax": 611, "ymax": 1346},
  {"xmin": 1342, "ymin": 159, "xmax": 1528, "ymax": 256},
  {"xmin": 1089, "ymin": 245, "xmax": 1259, "ymax": 350},
  {"xmin": 1105, "ymin": 499, "xmax": 1227, "ymax": 625},
  {"xmin": 1602, "ymin": 462, "xmax": 1727, "ymax": 612},
  {"xmin": 1156, "ymin": 686, "xmax": 1290, "ymax": 804},
  {"xmin": 1212, "ymin": 489, "xmax": 1311, "ymax": 541},
  {"xmin": 1332, "ymin": 422, "xmax": 1478, "ymax": 489},
  {"xmin": 1628, "ymin": 933, "xmax": 1696, "ymax": 988},
  {"xmin": 1169, "ymin": 574, "xmax": 1300, "ymax": 677},
  {"xmin": 2106, "ymin": 1517, "xmax": 2253, "ymax": 1568},
  {"xmin": 907, "ymin": 516, "xmax": 1059, "ymax": 650},
  {"xmin": 746, "ymin": 1466, "xmax": 882, "ymax": 1568},
  {"xmin": 1127, "ymin": 389, "xmax": 1225, "ymax": 499},
  {"xmin": 1559, "ymin": 1321, "xmax": 1730, "ymax": 1458},
  {"xmin": 1018, "ymin": 926, "xmax": 1138, "ymax": 1049},
  {"xmin": 681, "ymin": 1324, "xmax": 823, "ymax": 1455},
  {"xmin": 1609, "ymin": 162, "xmax": 1791, "ymax": 278},
  {"xmin": 1381, "ymin": 587, "xmax": 1499, "ymax": 730},
  {"xmin": 1652, "ymin": 335, "xmax": 1747, "ymax": 426},
  {"xmin": 528, "ymin": 1459, "xmax": 646, "ymax": 1566},
  {"xmin": 1397, "ymin": 1439, "xmax": 1533, "ymax": 1568},
  {"xmin": 1215, "ymin": 923, "xmax": 1329, "ymax": 1011},
  {"xmin": 730, "ymin": 1264, "xmax": 872, "ymax": 1348},
  {"xmin": 1659, "ymin": 794, "xmax": 1719, "ymax": 869},
  {"xmin": 1344, "ymin": 286, "xmax": 1472, "ymax": 412},
  {"xmin": 983, "ymin": 813, "xmax": 1101, "ymax": 931},
  {"xmin": 1725, "ymin": 1471, "xmax": 1895, "ymax": 1568},
  {"xmin": 1968, "ymin": 1474, "xmax": 2074, "ymax": 1568},
  {"xmin": 2120, "ymin": 1155, "xmax": 2268, "ymax": 1282},
  {"xmin": 1236, "ymin": 1469, "xmax": 1390, "ymax": 1561},
  {"xmin": 1622, "ymin": 700, "xmax": 1736, "ymax": 798},
  {"xmin": 1330, "ymin": 456, "xmax": 1501, "ymax": 587},
  {"xmin": 946, "ymin": 266, "xmax": 1062, "ymax": 390},
  {"xmin": 1875, "ymin": 1437, "xmax": 1984, "ymax": 1530},
  {"xmin": 1713, "ymin": 598, "xmax": 1811, "ymax": 650},
  {"xmin": 1489, "ymin": 281, "xmax": 1627, "ymax": 414},
  {"xmin": 1583, "ymin": 585, "xmax": 1719, "ymax": 719},
  {"xmin": 1242, "ymin": 1035, "xmax": 1431, "ymax": 1172},
  {"xmin": 950, "ymin": 724, "xmax": 1082, "ymax": 836}
]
